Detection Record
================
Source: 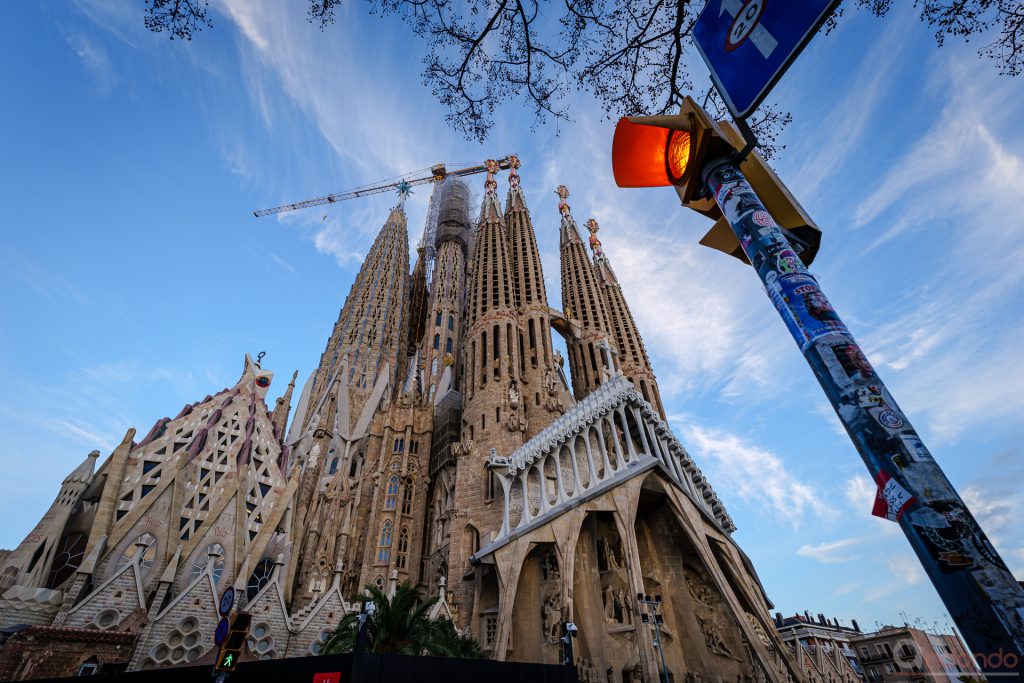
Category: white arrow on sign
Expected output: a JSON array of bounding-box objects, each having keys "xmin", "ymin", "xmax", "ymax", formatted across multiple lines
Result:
[{"xmin": 721, "ymin": 0, "xmax": 779, "ymax": 59}]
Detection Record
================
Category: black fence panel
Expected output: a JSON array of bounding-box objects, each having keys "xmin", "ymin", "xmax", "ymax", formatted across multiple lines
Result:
[{"xmin": 26, "ymin": 652, "xmax": 574, "ymax": 683}]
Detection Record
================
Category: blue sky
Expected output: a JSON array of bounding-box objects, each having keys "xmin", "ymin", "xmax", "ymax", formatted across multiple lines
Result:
[{"xmin": 1, "ymin": 0, "xmax": 1022, "ymax": 635}]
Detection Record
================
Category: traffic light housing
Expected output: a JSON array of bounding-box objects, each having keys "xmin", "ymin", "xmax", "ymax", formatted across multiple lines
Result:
[
  {"xmin": 611, "ymin": 97, "xmax": 821, "ymax": 266},
  {"xmin": 214, "ymin": 612, "xmax": 252, "ymax": 673}
]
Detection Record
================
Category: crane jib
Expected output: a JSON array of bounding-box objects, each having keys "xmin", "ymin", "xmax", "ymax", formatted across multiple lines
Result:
[{"xmin": 252, "ymin": 156, "xmax": 517, "ymax": 218}]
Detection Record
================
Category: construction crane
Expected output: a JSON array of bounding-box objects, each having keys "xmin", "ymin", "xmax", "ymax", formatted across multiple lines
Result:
[{"xmin": 252, "ymin": 156, "xmax": 517, "ymax": 218}]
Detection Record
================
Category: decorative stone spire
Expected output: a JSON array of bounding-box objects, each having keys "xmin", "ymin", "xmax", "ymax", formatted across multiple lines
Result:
[
  {"xmin": 557, "ymin": 187, "xmax": 616, "ymax": 400},
  {"xmin": 506, "ymin": 161, "xmax": 559, "ymax": 436},
  {"xmin": 586, "ymin": 218, "xmax": 665, "ymax": 419},
  {"xmin": 304, "ymin": 207, "xmax": 410, "ymax": 433},
  {"xmin": 63, "ymin": 450, "xmax": 99, "ymax": 485},
  {"xmin": 406, "ymin": 245, "xmax": 429, "ymax": 356},
  {"xmin": 271, "ymin": 370, "xmax": 298, "ymax": 442}
]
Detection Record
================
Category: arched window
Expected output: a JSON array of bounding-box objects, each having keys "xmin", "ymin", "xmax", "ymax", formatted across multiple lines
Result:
[
  {"xmin": 246, "ymin": 558, "xmax": 275, "ymax": 600},
  {"xmin": 435, "ymin": 312, "xmax": 442, "ymax": 327},
  {"xmin": 445, "ymin": 337, "xmax": 452, "ymax": 353},
  {"xmin": 328, "ymin": 457, "xmax": 338, "ymax": 475},
  {"xmin": 433, "ymin": 334, "xmax": 440, "ymax": 350},
  {"xmin": 401, "ymin": 480, "xmax": 414, "ymax": 515},
  {"xmin": 377, "ymin": 521, "xmax": 392, "ymax": 563},
  {"xmin": 384, "ymin": 476, "xmax": 399, "ymax": 509},
  {"xmin": 448, "ymin": 315, "xmax": 454, "ymax": 331},
  {"xmin": 46, "ymin": 532, "xmax": 87, "ymax": 589},
  {"xmin": 396, "ymin": 527, "xmax": 410, "ymax": 569},
  {"xmin": 431, "ymin": 358, "xmax": 438, "ymax": 375}
]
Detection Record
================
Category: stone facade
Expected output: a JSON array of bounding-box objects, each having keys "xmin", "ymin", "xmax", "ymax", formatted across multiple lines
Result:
[{"xmin": 0, "ymin": 160, "xmax": 806, "ymax": 682}]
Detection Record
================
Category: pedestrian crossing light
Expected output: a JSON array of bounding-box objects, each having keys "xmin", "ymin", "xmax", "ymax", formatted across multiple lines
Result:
[{"xmin": 611, "ymin": 96, "xmax": 821, "ymax": 266}]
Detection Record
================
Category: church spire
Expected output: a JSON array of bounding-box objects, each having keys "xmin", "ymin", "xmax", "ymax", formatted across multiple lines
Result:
[
  {"xmin": 505, "ymin": 159, "xmax": 560, "ymax": 436},
  {"xmin": 557, "ymin": 186, "xmax": 615, "ymax": 400},
  {"xmin": 303, "ymin": 207, "xmax": 410, "ymax": 434},
  {"xmin": 586, "ymin": 219, "xmax": 665, "ymax": 419},
  {"xmin": 271, "ymin": 370, "xmax": 298, "ymax": 442}
]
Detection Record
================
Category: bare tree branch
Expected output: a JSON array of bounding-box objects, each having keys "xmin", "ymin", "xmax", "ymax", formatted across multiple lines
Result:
[
  {"xmin": 141, "ymin": 0, "xmax": 1023, "ymax": 146},
  {"xmin": 144, "ymin": 0, "xmax": 211, "ymax": 40}
]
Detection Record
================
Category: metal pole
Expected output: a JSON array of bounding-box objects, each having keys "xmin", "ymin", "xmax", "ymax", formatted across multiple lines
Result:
[
  {"xmin": 640, "ymin": 597, "xmax": 671, "ymax": 683},
  {"xmin": 700, "ymin": 159, "xmax": 1024, "ymax": 674}
]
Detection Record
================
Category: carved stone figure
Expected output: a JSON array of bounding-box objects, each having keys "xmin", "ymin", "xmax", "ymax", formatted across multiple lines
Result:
[
  {"xmin": 543, "ymin": 593, "xmax": 562, "ymax": 642},
  {"xmin": 508, "ymin": 379, "xmax": 520, "ymax": 407},
  {"xmin": 698, "ymin": 614, "xmax": 738, "ymax": 660},
  {"xmin": 616, "ymin": 588, "xmax": 633, "ymax": 625},
  {"xmin": 542, "ymin": 551, "xmax": 560, "ymax": 580},
  {"xmin": 600, "ymin": 535, "xmax": 622, "ymax": 571},
  {"xmin": 745, "ymin": 611, "xmax": 772, "ymax": 647},
  {"xmin": 603, "ymin": 584, "xmax": 617, "ymax": 622},
  {"xmin": 685, "ymin": 671, "xmax": 702, "ymax": 683}
]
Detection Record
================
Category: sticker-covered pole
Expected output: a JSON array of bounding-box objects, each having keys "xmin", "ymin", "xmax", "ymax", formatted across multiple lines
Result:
[{"xmin": 702, "ymin": 159, "xmax": 1024, "ymax": 673}]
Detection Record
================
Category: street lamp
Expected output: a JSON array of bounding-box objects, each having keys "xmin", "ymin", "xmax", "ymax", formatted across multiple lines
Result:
[{"xmin": 638, "ymin": 594, "xmax": 670, "ymax": 683}]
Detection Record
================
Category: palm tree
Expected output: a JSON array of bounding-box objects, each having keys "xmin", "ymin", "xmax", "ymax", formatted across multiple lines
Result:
[{"xmin": 322, "ymin": 581, "xmax": 482, "ymax": 658}]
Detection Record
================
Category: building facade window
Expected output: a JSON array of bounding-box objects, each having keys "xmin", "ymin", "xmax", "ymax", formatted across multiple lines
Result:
[
  {"xmin": 401, "ymin": 481, "xmax": 414, "ymax": 515},
  {"xmin": 377, "ymin": 521, "xmax": 392, "ymax": 563},
  {"xmin": 384, "ymin": 476, "xmax": 399, "ymax": 509},
  {"xmin": 396, "ymin": 527, "xmax": 409, "ymax": 569}
]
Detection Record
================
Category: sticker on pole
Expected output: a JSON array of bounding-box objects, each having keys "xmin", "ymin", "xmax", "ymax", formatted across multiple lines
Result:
[
  {"xmin": 764, "ymin": 272, "xmax": 849, "ymax": 350},
  {"xmin": 871, "ymin": 471, "xmax": 915, "ymax": 522},
  {"xmin": 218, "ymin": 586, "xmax": 236, "ymax": 616}
]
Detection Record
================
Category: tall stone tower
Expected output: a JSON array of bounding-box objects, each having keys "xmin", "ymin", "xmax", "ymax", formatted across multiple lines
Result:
[
  {"xmin": 422, "ymin": 178, "xmax": 471, "ymax": 402},
  {"xmin": 586, "ymin": 218, "xmax": 666, "ymax": 419},
  {"xmin": 557, "ymin": 185, "xmax": 615, "ymax": 401},
  {"xmin": 302, "ymin": 205, "xmax": 410, "ymax": 435},
  {"xmin": 504, "ymin": 157, "xmax": 563, "ymax": 438},
  {"xmin": 287, "ymin": 203, "xmax": 412, "ymax": 608},
  {"xmin": 448, "ymin": 161, "xmax": 527, "ymax": 625}
]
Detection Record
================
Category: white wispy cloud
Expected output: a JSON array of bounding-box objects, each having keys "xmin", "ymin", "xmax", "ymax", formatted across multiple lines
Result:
[
  {"xmin": 796, "ymin": 538, "xmax": 861, "ymax": 563},
  {"xmin": 36, "ymin": 417, "xmax": 116, "ymax": 451},
  {"xmin": 678, "ymin": 421, "xmax": 832, "ymax": 526},
  {"xmin": 65, "ymin": 31, "xmax": 117, "ymax": 94}
]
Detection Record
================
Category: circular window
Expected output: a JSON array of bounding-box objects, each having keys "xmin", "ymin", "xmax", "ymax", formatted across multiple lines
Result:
[
  {"xmin": 116, "ymin": 533, "xmax": 157, "ymax": 576},
  {"xmin": 94, "ymin": 609, "xmax": 119, "ymax": 629},
  {"xmin": 189, "ymin": 544, "xmax": 226, "ymax": 585}
]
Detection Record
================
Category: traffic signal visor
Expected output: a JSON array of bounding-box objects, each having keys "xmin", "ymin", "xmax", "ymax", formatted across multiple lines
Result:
[{"xmin": 612, "ymin": 118, "xmax": 692, "ymax": 188}]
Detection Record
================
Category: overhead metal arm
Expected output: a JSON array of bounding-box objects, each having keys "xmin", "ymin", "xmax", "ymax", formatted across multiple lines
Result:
[{"xmin": 253, "ymin": 157, "xmax": 515, "ymax": 218}]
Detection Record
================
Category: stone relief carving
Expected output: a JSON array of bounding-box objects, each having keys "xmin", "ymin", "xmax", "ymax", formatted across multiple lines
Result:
[
  {"xmin": 686, "ymin": 565, "xmax": 743, "ymax": 661},
  {"xmin": 543, "ymin": 590, "xmax": 562, "ymax": 643},
  {"xmin": 600, "ymin": 534, "xmax": 622, "ymax": 572},
  {"xmin": 541, "ymin": 551, "xmax": 560, "ymax": 580},
  {"xmin": 745, "ymin": 612, "xmax": 772, "ymax": 648},
  {"xmin": 616, "ymin": 588, "xmax": 633, "ymax": 625},
  {"xmin": 603, "ymin": 583, "xmax": 617, "ymax": 622}
]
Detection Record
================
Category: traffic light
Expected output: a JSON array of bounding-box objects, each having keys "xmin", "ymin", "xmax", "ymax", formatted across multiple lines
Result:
[
  {"xmin": 611, "ymin": 97, "xmax": 821, "ymax": 266},
  {"xmin": 214, "ymin": 612, "xmax": 252, "ymax": 673}
]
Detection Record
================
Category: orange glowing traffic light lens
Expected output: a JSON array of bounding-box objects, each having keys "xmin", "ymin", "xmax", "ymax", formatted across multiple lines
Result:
[
  {"xmin": 612, "ymin": 118, "xmax": 672, "ymax": 187},
  {"xmin": 612, "ymin": 117, "xmax": 692, "ymax": 187},
  {"xmin": 666, "ymin": 130, "xmax": 691, "ymax": 183}
]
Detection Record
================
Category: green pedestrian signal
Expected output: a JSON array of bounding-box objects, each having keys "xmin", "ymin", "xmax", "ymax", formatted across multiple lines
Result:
[{"xmin": 222, "ymin": 653, "xmax": 234, "ymax": 667}]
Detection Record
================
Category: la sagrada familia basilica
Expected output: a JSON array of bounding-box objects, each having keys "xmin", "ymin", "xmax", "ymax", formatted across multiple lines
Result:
[{"xmin": 0, "ymin": 159, "xmax": 847, "ymax": 682}]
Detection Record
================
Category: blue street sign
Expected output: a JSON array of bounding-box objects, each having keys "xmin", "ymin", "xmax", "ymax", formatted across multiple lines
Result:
[
  {"xmin": 218, "ymin": 586, "xmax": 236, "ymax": 616},
  {"xmin": 693, "ymin": 0, "xmax": 839, "ymax": 119},
  {"xmin": 215, "ymin": 616, "xmax": 230, "ymax": 646}
]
